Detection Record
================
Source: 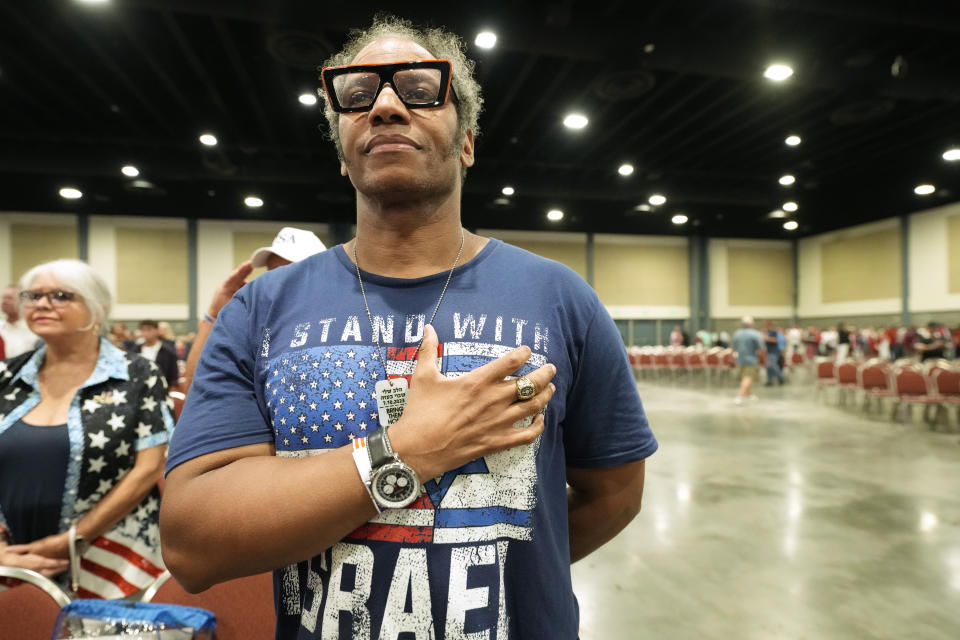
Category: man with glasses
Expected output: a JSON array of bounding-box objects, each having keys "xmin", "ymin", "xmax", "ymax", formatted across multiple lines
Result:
[
  {"xmin": 1, "ymin": 286, "xmax": 38, "ymax": 359},
  {"xmin": 163, "ymin": 15, "xmax": 656, "ymax": 639}
]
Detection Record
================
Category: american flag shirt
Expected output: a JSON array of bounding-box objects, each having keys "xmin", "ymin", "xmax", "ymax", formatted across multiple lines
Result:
[
  {"xmin": 169, "ymin": 240, "xmax": 658, "ymax": 639},
  {"xmin": 0, "ymin": 338, "xmax": 174, "ymax": 599}
]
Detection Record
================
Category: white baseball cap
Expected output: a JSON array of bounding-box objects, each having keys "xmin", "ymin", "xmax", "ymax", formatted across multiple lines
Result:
[{"xmin": 250, "ymin": 227, "xmax": 326, "ymax": 267}]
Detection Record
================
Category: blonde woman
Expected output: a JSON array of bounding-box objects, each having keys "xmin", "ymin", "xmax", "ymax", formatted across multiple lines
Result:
[{"xmin": 0, "ymin": 260, "xmax": 173, "ymax": 598}]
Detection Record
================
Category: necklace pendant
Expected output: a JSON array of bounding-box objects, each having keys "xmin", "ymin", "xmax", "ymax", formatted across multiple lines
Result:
[{"xmin": 374, "ymin": 377, "xmax": 409, "ymax": 426}]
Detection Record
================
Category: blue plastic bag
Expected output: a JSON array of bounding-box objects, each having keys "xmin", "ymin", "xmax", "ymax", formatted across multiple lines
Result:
[{"xmin": 51, "ymin": 599, "xmax": 216, "ymax": 639}]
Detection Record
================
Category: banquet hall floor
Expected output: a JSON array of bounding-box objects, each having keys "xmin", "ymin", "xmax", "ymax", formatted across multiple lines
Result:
[{"xmin": 571, "ymin": 376, "xmax": 960, "ymax": 640}]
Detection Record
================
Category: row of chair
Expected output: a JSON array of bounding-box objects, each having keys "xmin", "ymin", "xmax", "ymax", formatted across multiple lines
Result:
[
  {"xmin": 627, "ymin": 346, "xmax": 807, "ymax": 384},
  {"xmin": 815, "ymin": 358, "xmax": 960, "ymax": 425}
]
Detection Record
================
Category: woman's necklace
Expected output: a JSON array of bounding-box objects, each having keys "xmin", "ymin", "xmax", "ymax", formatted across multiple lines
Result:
[{"xmin": 353, "ymin": 228, "xmax": 466, "ymax": 426}]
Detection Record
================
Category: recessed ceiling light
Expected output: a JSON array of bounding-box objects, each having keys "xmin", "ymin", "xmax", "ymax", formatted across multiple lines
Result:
[
  {"xmin": 783, "ymin": 220, "xmax": 799, "ymax": 231},
  {"xmin": 199, "ymin": 133, "xmax": 218, "ymax": 146},
  {"xmin": 298, "ymin": 93, "xmax": 318, "ymax": 106},
  {"xmin": 914, "ymin": 184, "xmax": 935, "ymax": 195},
  {"xmin": 563, "ymin": 113, "xmax": 588, "ymax": 129},
  {"xmin": 547, "ymin": 209, "xmax": 564, "ymax": 221},
  {"xmin": 244, "ymin": 195, "xmax": 264, "ymax": 207},
  {"xmin": 59, "ymin": 187, "xmax": 82, "ymax": 199},
  {"xmin": 648, "ymin": 194, "xmax": 666, "ymax": 206},
  {"xmin": 618, "ymin": 164, "xmax": 634, "ymax": 176},
  {"xmin": 475, "ymin": 31, "xmax": 497, "ymax": 49},
  {"xmin": 121, "ymin": 165, "xmax": 139, "ymax": 177},
  {"xmin": 943, "ymin": 148, "xmax": 960, "ymax": 161},
  {"xmin": 779, "ymin": 174, "xmax": 796, "ymax": 186},
  {"xmin": 764, "ymin": 64, "xmax": 794, "ymax": 81},
  {"xmin": 671, "ymin": 214, "xmax": 688, "ymax": 225},
  {"xmin": 634, "ymin": 203, "xmax": 652, "ymax": 212},
  {"xmin": 782, "ymin": 201, "xmax": 798, "ymax": 212},
  {"xmin": 501, "ymin": 186, "xmax": 515, "ymax": 196},
  {"xmin": 768, "ymin": 209, "xmax": 787, "ymax": 219},
  {"xmin": 785, "ymin": 135, "xmax": 802, "ymax": 146}
]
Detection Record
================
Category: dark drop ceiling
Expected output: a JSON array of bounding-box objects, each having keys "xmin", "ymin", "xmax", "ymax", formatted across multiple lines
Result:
[{"xmin": 1, "ymin": 0, "xmax": 959, "ymax": 238}]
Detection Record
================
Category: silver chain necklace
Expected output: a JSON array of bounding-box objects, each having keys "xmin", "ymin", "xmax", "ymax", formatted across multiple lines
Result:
[{"xmin": 353, "ymin": 228, "xmax": 466, "ymax": 386}]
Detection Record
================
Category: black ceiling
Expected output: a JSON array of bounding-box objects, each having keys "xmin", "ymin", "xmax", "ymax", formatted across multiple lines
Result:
[{"xmin": 1, "ymin": 0, "xmax": 959, "ymax": 239}]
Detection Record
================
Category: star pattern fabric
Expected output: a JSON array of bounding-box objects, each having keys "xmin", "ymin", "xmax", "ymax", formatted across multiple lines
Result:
[
  {"xmin": 268, "ymin": 346, "xmax": 384, "ymax": 451},
  {"xmin": 0, "ymin": 338, "xmax": 175, "ymax": 599}
]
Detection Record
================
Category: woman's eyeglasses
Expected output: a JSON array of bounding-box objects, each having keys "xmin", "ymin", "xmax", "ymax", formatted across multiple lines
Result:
[{"xmin": 19, "ymin": 289, "xmax": 78, "ymax": 308}]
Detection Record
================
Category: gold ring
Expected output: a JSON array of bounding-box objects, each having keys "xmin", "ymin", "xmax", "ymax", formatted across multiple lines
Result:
[{"xmin": 515, "ymin": 376, "xmax": 536, "ymax": 401}]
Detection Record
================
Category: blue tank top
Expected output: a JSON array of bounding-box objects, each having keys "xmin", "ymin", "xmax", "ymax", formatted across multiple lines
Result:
[{"xmin": 0, "ymin": 418, "xmax": 69, "ymax": 544}]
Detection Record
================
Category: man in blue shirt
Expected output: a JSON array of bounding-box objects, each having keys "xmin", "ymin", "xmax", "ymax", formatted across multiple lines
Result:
[
  {"xmin": 733, "ymin": 316, "xmax": 764, "ymax": 404},
  {"xmin": 161, "ymin": 15, "xmax": 657, "ymax": 640}
]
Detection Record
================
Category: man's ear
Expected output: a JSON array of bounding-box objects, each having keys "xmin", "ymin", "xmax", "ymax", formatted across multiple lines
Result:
[
  {"xmin": 341, "ymin": 161, "xmax": 349, "ymax": 177},
  {"xmin": 460, "ymin": 130, "xmax": 475, "ymax": 168}
]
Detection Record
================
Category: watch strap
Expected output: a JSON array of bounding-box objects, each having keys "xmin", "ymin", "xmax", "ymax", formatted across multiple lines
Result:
[
  {"xmin": 366, "ymin": 427, "xmax": 394, "ymax": 468},
  {"xmin": 351, "ymin": 437, "xmax": 381, "ymax": 514}
]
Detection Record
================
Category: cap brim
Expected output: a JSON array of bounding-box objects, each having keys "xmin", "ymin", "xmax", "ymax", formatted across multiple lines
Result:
[{"xmin": 249, "ymin": 247, "xmax": 274, "ymax": 268}]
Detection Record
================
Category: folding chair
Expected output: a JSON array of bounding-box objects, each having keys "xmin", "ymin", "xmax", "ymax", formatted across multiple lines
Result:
[
  {"xmin": 891, "ymin": 365, "xmax": 938, "ymax": 424},
  {"xmin": 0, "ymin": 566, "xmax": 72, "ymax": 640},
  {"xmin": 143, "ymin": 570, "xmax": 276, "ymax": 639}
]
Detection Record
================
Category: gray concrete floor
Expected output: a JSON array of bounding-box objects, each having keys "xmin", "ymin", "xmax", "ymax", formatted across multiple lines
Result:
[{"xmin": 572, "ymin": 374, "xmax": 960, "ymax": 640}]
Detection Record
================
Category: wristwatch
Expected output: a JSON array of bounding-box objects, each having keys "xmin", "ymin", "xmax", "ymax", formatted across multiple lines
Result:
[{"xmin": 366, "ymin": 427, "xmax": 421, "ymax": 510}]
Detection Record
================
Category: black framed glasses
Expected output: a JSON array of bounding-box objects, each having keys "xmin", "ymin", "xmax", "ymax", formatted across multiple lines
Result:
[
  {"xmin": 320, "ymin": 59, "xmax": 454, "ymax": 113},
  {"xmin": 19, "ymin": 289, "xmax": 78, "ymax": 308}
]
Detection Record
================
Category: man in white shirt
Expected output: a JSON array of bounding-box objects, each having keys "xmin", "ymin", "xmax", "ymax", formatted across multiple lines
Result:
[{"xmin": 0, "ymin": 286, "xmax": 39, "ymax": 358}]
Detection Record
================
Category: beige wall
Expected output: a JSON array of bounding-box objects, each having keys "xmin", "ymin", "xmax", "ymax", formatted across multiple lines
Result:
[
  {"xmin": 115, "ymin": 228, "xmax": 188, "ymax": 305},
  {"xmin": 10, "ymin": 223, "xmax": 78, "ymax": 283},
  {"xmin": 820, "ymin": 228, "xmax": 900, "ymax": 302},
  {"xmin": 233, "ymin": 231, "xmax": 279, "ymax": 281},
  {"xmin": 478, "ymin": 230, "xmax": 588, "ymax": 279},
  {"xmin": 948, "ymin": 213, "xmax": 960, "ymax": 294},
  {"xmin": 594, "ymin": 237, "xmax": 688, "ymax": 307},
  {"xmin": 727, "ymin": 247, "xmax": 793, "ymax": 306}
]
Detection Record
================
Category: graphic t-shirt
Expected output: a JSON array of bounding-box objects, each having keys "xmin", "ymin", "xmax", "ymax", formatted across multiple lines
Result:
[{"xmin": 168, "ymin": 239, "xmax": 658, "ymax": 640}]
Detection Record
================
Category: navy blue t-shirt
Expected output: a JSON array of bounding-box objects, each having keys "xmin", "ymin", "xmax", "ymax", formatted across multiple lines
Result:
[
  {"xmin": 168, "ymin": 239, "xmax": 658, "ymax": 640},
  {"xmin": 0, "ymin": 419, "xmax": 69, "ymax": 543}
]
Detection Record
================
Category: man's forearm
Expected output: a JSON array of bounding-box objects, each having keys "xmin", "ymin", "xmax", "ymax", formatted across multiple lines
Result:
[
  {"xmin": 566, "ymin": 460, "xmax": 646, "ymax": 563},
  {"xmin": 567, "ymin": 487, "xmax": 641, "ymax": 563},
  {"xmin": 160, "ymin": 445, "xmax": 377, "ymax": 592}
]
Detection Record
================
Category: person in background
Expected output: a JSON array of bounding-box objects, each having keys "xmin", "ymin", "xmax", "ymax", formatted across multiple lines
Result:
[
  {"xmin": 717, "ymin": 329, "xmax": 731, "ymax": 349},
  {"xmin": 134, "ymin": 320, "xmax": 179, "ymax": 391},
  {"xmin": 157, "ymin": 321, "xmax": 177, "ymax": 353},
  {"xmin": 915, "ymin": 321, "xmax": 945, "ymax": 361},
  {"xmin": 1, "ymin": 285, "xmax": 39, "ymax": 358},
  {"xmin": 0, "ymin": 259, "xmax": 173, "ymax": 597},
  {"xmin": 180, "ymin": 227, "xmax": 327, "ymax": 396},
  {"xmin": 696, "ymin": 328, "xmax": 712, "ymax": 347},
  {"xmin": 763, "ymin": 320, "xmax": 785, "ymax": 386},
  {"xmin": 836, "ymin": 322, "xmax": 851, "ymax": 360},
  {"xmin": 108, "ymin": 322, "xmax": 136, "ymax": 351},
  {"xmin": 733, "ymin": 316, "xmax": 764, "ymax": 404},
  {"xmin": 670, "ymin": 324, "xmax": 684, "ymax": 346},
  {"xmin": 786, "ymin": 324, "xmax": 803, "ymax": 359}
]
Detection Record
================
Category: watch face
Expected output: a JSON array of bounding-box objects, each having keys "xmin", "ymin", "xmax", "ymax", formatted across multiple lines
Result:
[{"xmin": 371, "ymin": 462, "xmax": 420, "ymax": 509}]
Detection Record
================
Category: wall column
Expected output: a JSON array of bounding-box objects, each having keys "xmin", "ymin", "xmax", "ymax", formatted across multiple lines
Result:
[
  {"xmin": 77, "ymin": 214, "xmax": 89, "ymax": 262},
  {"xmin": 792, "ymin": 237, "xmax": 799, "ymax": 325},
  {"xmin": 688, "ymin": 235, "xmax": 709, "ymax": 334},
  {"xmin": 900, "ymin": 214, "xmax": 911, "ymax": 326},
  {"xmin": 330, "ymin": 222, "xmax": 353, "ymax": 247},
  {"xmin": 585, "ymin": 232, "xmax": 595, "ymax": 288},
  {"xmin": 188, "ymin": 218, "xmax": 198, "ymax": 332}
]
